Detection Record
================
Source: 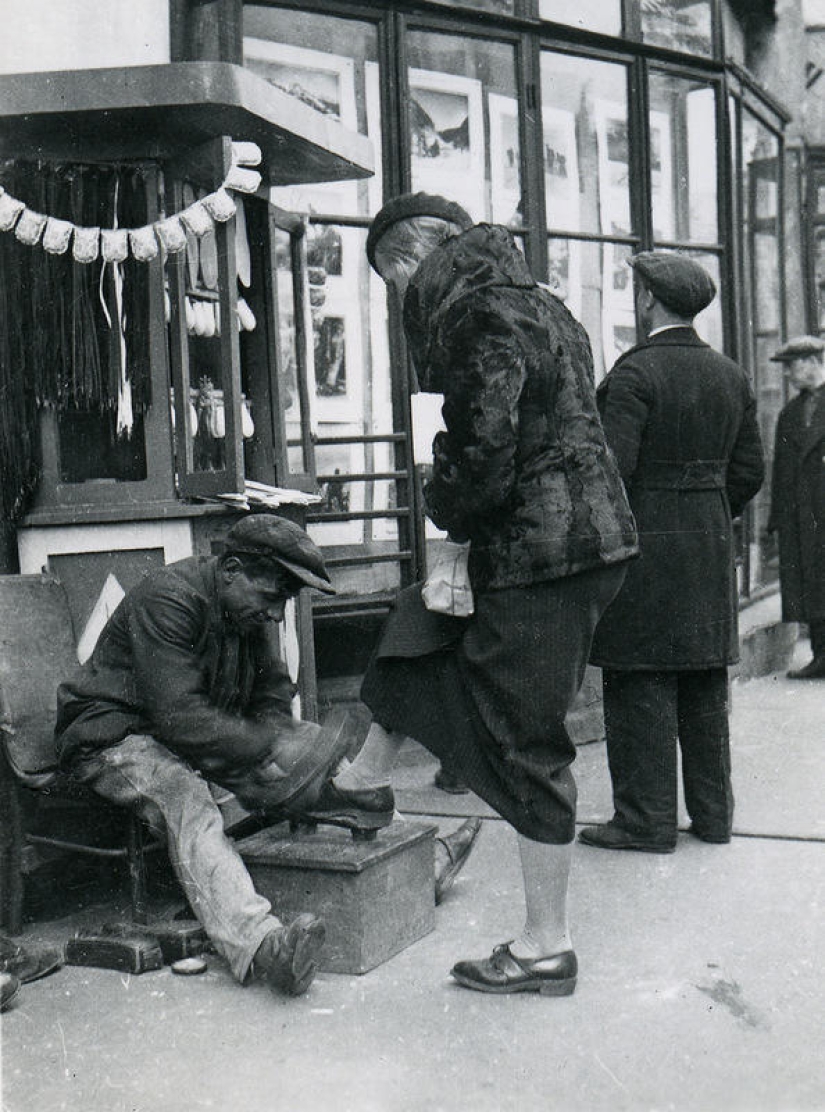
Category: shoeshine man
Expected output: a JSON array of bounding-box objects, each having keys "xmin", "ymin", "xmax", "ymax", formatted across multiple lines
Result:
[{"xmin": 54, "ymin": 514, "xmax": 474, "ymax": 997}]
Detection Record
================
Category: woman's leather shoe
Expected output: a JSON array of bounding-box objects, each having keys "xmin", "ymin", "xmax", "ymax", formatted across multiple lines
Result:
[
  {"xmin": 292, "ymin": 779, "xmax": 394, "ymax": 836},
  {"xmin": 451, "ymin": 944, "xmax": 577, "ymax": 996}
]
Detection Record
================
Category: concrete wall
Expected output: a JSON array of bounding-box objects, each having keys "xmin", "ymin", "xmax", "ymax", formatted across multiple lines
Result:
[{"xmin": 0, "ymin": 0, "xmax": 170, "ymax": 75}]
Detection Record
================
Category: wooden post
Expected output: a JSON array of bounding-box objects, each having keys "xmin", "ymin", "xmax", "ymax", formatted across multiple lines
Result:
[{"xmin": 169, "ymin": 0, "xmax": 243, "ymax": 65}]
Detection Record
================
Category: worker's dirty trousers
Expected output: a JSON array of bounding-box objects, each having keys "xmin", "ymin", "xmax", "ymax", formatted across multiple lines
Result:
[{"xmin": 74, "ymin": 733, "xmax": 315, "ymax": 983}]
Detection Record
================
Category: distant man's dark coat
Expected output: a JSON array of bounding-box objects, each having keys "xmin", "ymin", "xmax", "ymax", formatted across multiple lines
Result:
[
  {"xmin": 768, "ymin": 386, "xmax": 825, "ymax": 622},
  {"xmin": 590, "ymin": 327, "xmax": 765, "ymax": 670}
]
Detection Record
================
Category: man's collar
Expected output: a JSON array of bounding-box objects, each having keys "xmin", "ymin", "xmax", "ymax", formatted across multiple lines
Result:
[{"xmin": 647, "ymin": 323, "xmax": 692, "ymax": 338}]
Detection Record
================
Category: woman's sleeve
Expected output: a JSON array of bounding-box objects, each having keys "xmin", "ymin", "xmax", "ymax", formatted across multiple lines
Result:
[{"xmin": 423, "ymin": 315, "xmax": 526, "ymax": 539}]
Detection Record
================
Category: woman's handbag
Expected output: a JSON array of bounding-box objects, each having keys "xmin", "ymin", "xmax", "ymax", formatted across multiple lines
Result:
[{"xmin": 421, "ymin": 540, "xmax": 475, "ymax": 617}]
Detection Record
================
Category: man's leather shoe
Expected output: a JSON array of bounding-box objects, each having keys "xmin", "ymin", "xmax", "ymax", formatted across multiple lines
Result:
[
  {"xmin": 689, "ymin": 825, "xmax": 730, "ymax": 844},
  {"xmin": 294, "ymin": 779, "xmax": 394, "ymax": 835},
  {"xmin": 451, "ymin": 944, "xmax": 577, "ymax": 996},
  {"xmin": 435, "ymin": 817, "xmax": 481, "ymax": 905},
  {"xmin": 252, "ymin": 914, "xmax": 325, "ymax": 997},
  {"xmin": 787, "ymin": 657, "xmax": 825, "ymax": 679},
  {"xmin": 578, "ymin": 821, "xmax": 675, "ymax": 854}
]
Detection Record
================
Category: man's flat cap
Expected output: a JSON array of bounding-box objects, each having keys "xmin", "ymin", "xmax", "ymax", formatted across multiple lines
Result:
[
  {"xmin": 366, "ymin": 192, "xmax": 472, "ymax": 271},
  {"xmin": 224, "ymin": 514, "xmax": 335, "ymax": 594},
  {"xmin": 629, "ymin": 251, "xmax": 717, "ymax": 317},
  {"xmin": 770, "ymin": 335, "xmax": 825, "ymax": 362}
]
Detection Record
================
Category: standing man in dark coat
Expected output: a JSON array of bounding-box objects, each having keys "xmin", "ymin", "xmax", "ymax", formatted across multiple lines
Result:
[
  {"xmin": 766, "ymin": 336, "xmax": 825, "ymax": 679},
  {"xmin": 580, "ymin": 252, "xmax": 765, "ymax": 854}
]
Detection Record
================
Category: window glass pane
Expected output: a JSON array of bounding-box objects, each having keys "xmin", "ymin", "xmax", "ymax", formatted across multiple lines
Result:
[
  {"xmin": 243, "ymin": 9, "xmax": 381, "ymax": 219},
  {"xmin": 649, "ymin": 73, "xmax": 718, "ymax": 245},
  {"xmin": 539, "ymin": 0, "xmax": 622, "ymax": 36},
  {"xmin": 548, "ymin": 237, "xmax": 637, "ymax": 383},
  {"xmin": 641, "ymin": 0, "xmax": 713, "ymax": 58},
  {"xmin": 685, "ymin": 251, "xmax": 723, "ymax": 350},
  {"xmin": 406, "ymin": 31, "xmax": 519, "ymax": 225},
  {"xmin": 814, "ymin": 227, "xmax": 825, "ymax": 330},
  {"xmin": 59, "ymin": 411, "xmax": 147, "ymax": 483},
  {"xmin": 742, "ymin": 111, "xmax": 782, "ymax": 591},
  {"xmin": 430, "ymin": 0, "xmax": 514, "ymax": 12},
  {"xmin": 540, "ymin": 53, "xmax": 632, "ymax": 236},
  {"xmin": 271, "ymin": 226, "xmax": 308, "ymax": 476}
]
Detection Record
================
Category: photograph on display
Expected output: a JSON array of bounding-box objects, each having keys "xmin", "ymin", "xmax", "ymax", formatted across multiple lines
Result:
[
  {"xmin": 649, "ymin": 110, "xmax": 674, "ymax": 242},
  {"xmin": 487, "ymin": 93, "xmax": 522, "ymax": 225},
  {"xmin": 602, "ymin": 309, "xmax": 638, "ymax": 373},
  {"xmin": 594, "ymin": 101, "xmax": 632, "ymax": 237},
  {"xmin": 542, "ymin": 107, "xmax": 580, "ymax": 231},
  {"xmin": 314, "ymin": 315, "xmax": 347, "ymax": 398},
  {"xmin": 409, "ymin": 68, "xmax": 485, "ymax": 221},
  {"xmin": 309, "ymin": 441, "xmax": 363, "ymax": 546},
  {"xmin": 244, "ymin": 38, "xmax": 360, "ymax": 217},
  {"xmin": 243, "ymin": 38, "xmax": 356, "ymax": 124}
]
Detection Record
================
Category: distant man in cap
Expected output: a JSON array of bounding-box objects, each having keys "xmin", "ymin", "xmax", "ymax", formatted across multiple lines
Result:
[
  {"xmin": 767, "ymin": 335, "xmax": 825, "ymax": 678},
  {"xmin": 581, "ymin": 251, "xmax": 765, "ymax": 854},
  {"xmin": 54, "ymin": 514, "xmax": 391, "ymax": 997}
]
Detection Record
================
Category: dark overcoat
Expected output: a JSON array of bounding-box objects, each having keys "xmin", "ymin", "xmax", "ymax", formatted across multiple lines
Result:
[
  {"xmin": 590, "ymin": 327, "xmax": 765, "ymax": 670},
  {"xmin": 403, "ymin": 223, "xmax": 638, "ymax": 590},
  {"xmin": 768, "ymin": 386, "xmax": 825, "ymax": 621}
]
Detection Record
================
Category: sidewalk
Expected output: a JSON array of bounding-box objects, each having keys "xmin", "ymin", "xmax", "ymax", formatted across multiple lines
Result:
[{"xmin": 2, "ymin": 639, "xmax": 824, "ymax": 1112}]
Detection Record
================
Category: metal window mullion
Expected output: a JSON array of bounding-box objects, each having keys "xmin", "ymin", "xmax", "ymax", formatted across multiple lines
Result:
[
  {"xmin": 630, "ymin": 55, "xmax": 653, "ymax": 252},
  {"xmin": 521, "ymin": 31, "xmax": 548, "ymax": 279}
]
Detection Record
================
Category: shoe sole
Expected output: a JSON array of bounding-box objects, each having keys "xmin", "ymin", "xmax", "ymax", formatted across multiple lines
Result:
[
  {"xmin": 435, "ymin": 819, "xmax": 482, "ymax": 905},
  {"xmin": 272, "ymin": 916, "xmax": 326, "ymax": 997},
  {"xmin": 294, "ymin": 809, "xmax": 394, "ymax": 835},
  {"xmin": 578, "ymin": 832, "xmax": 675, "ymax": 854},
  {"xmin": 451, "ymin": 970, "xmax": 576, "ymax": 997}
]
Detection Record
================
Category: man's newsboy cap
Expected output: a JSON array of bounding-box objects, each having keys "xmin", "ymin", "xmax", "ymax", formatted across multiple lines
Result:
[
  {"xmin": 366, "ymin": 191, "xmax": 473, "ymax": 272},
  {"xmin": 224, "ymin": 514, "xmax": 335, "ymax": 594},
  {"xmin": 629, "ymin": 251, "xmax": 717, "ymax": 317},
  {"xmin": 769, "ymin": 335, "xmax": 825, "ymax": 363}
]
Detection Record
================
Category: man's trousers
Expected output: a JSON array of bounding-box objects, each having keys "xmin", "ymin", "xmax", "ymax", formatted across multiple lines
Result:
[
  {"xmin": 601, "ymin": 668, "xmax": 733, "ymax": 844},
  {"xmin": 74, "ymin": 734, "xmax": 284, "ymax": 983}
]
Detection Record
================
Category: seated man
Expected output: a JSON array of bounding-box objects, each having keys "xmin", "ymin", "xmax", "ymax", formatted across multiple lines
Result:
[
  {"xmin": 54, "ymin": 514, "xmax": 477, "ymax": 998},
  {"xmin": 54, "ymin": 515, "xmax": 381, "ymax": 997}
]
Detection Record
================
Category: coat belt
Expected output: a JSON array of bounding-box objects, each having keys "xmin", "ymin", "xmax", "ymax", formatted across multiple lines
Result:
[{"xmin": 634, "ymin": 459, "xmax": 727, "ymax": 490}]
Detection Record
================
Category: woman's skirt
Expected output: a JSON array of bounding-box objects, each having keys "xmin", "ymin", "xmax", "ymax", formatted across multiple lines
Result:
[{"xmin": 360, "ymin": 564, "xmax": 626, "ymax": 843}]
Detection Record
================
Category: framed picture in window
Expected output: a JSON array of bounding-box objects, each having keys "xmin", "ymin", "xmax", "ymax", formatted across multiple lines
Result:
[
  {"xmin": 409, "ymin": 68, "xmax": 485, "ymax": 222},
  {"xmin": 602, "ymin": 308, "xmax": 638, "ymax": 372},
  {"xmin": 243, "ymin": 38, "xmax": 357, "ymax": 126},
  {"xmin": 244, "ymin": 38, "xmax": 360, "ymax": 217},
  {"xmin": 594, "ymin": 100, "xmax": 632, "ymax": 237},
  {"xmin": 542, "ymin": 106, "xmax": 580, "ymax": 233},
  {"xmin": 488, "ymin": 93, "xmax": 522, "ymax": 226},
  {"xmin": 649, "ymin": 110, "xmax": 674, "ymax": 242}
]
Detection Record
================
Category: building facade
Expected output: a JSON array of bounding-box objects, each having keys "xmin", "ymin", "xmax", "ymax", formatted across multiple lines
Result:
[{"xmin": 0, "ymin": 0, "xmax": 816, "ymax": 690}]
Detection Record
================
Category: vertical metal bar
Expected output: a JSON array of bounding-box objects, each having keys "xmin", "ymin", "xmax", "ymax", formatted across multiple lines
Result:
[{"xmin": 520, "ymin": 32, "xmax": 549, "ymax": 280}]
